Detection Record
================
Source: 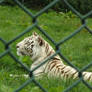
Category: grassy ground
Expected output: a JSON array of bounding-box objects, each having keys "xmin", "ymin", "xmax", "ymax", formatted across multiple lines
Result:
[{"xmin": 0, "ymin": 5, "xmax": 92, "ymax": 92}]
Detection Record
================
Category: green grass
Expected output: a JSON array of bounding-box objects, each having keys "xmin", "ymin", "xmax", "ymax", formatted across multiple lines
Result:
[{"xmin": 0, "ymin": 5, "xmax": 92, "ymax": 92}]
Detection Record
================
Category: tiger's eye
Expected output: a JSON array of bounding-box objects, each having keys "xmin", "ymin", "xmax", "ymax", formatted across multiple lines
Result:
[{"xmin": 25, "ymin": 41, "xmax": 30, "ymax": 45}]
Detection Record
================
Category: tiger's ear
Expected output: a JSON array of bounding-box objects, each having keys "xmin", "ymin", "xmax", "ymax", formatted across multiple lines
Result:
[
  {"xmin": 33, "ymin": 32, "xmax": 38, "ymax": 36},
  {"xmin": 38, "ymin": 36, "xmax": 45, "ymax": 46}
]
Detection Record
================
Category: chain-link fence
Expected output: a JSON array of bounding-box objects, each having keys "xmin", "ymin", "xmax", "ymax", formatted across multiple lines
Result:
[{"xmin": 0, "ymin": 0, "xmax": 92, "ymax": 92}]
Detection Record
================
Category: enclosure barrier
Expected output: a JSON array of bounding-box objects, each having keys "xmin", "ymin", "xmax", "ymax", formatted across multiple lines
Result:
[{"xmin": 0, "ymin": 0, "xmax": 92, "ymax": 92}]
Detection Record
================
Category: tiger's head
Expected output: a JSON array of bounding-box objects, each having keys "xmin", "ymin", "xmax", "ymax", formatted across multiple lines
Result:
[{"xmin": 16, "ymin": 32, "xmax": 45, "ymax": 59}]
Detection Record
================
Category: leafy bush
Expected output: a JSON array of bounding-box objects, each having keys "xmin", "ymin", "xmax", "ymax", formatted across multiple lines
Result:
[{"xmin": 2, "ymin": 0, "xmax": 92, "ymax": 14}]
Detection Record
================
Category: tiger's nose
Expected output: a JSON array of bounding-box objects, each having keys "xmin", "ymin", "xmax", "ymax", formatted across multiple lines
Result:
[{"xmin": 16, "ymin": 45, "xmax": 19, "ymax": 48}]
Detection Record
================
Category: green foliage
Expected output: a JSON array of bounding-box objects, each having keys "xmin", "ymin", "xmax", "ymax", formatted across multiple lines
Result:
[
  {"xmin": 68, "ymin": 0, "xmax": 92, "ymax": 14},
  {"xmin": 3, "ymin": 0, "xmax": 15, "ymax": 5},
  {"xmin": 2, "ymin": 0, "xmax": 92, "ymax": 14}
]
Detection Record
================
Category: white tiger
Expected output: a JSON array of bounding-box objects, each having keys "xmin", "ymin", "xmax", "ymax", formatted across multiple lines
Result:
[{"xmin": 15, "ymin": 32, "xmax": 92, "ymax": 81}]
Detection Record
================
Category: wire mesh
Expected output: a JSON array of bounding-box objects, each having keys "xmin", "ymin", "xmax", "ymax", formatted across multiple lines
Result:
[{"xmin": 0, "ymin": 0, "xmax": 92, "ymax": 92}]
